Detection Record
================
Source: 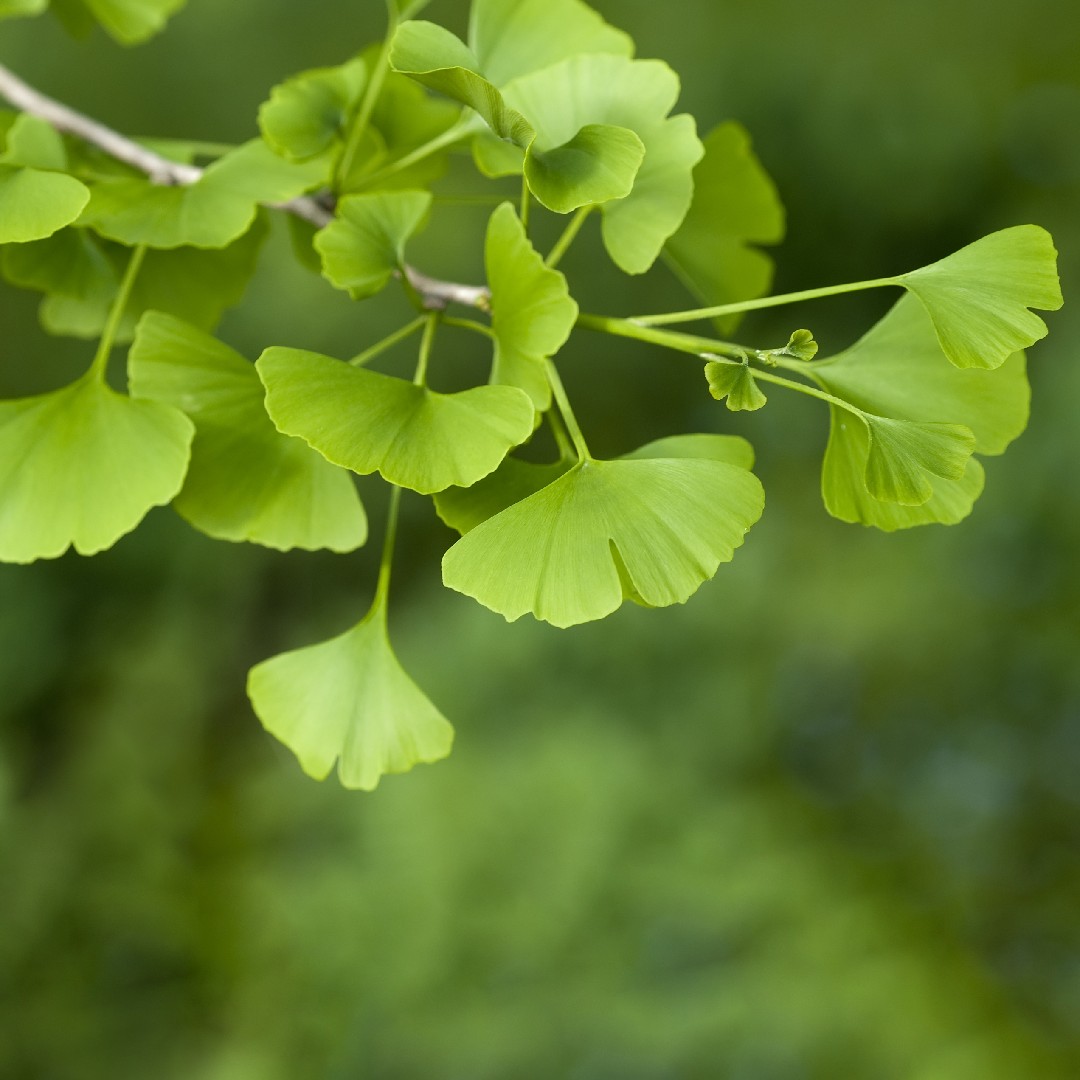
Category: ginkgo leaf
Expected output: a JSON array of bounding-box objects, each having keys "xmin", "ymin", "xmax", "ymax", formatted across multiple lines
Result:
[
  {"xmin": 128, "ymin": 313, "xmax": 367, "ymax": 552},
  {"xmin": 258, "ymin": 57, "xmax": 368, "ymax": 161},
  {"xmin": 390, "ymin": 20, "xmax": 644, "ymax": 213},
  {"xmin": 486, "ymin": 202, "xmax": 577, "ymax": 408},
  {"xmin": 502, "ymin": 53, "xmax": 703, "ymax": 272},
  {"xmin": 0, "ymin": 114, "xmax": 69, "ymax": 171},
  {"xmin": 822, "ymin": 406, "xmax": 986, "ymax": 531},
  {"xmin": 861, "ymin": 414, "xmax": 974, "ymax": 505},
  {"xmin": 664, "ymin": 122, "xmax": 784, "ymax": 333},
  {"xmin": 812, "ymin": 294, "xmax": 1029, "ymax": 455},
  {"xmin": 0, "ymin": 165, "xmax": 89, "ymax": 243},
  {"xmin": 257, "ymin": 347, "xmax": 535, "ymax": 494},
  {"xmin": 80, "ymin": 139, "xmax": 326, "ymax": 249},
  {"xmin": 895, "ymin": 225, "xmax": 1062, "ymax": 370},
  {"xmin": 75, "ymin": 0, "xmax": 186, "ymax": 44},
  {"xmin": 435, "ymin": 432, "xmax": 757, "ymax": 536},
  {"xmin": 442, "ymin": 452, "xmax": 764, "ymax": 628},
  {"xmin": 705, "ymin": 361, "xmax": 767, "ymax": 411},
  {"xmin": 0, "ymin": 0, "xmax": 49, "ymax": 19},
  {"xmin": 0, "ymin": 372, "xmax": 193, "ymax": 563},
  {"xmin": 247, "ymin": 600, "xmax": 453, "ymax": 791},
  {"xmin": 314, "ymin": 189, "xmax": 431, "ymax": 299},
  {"xmin": 468, "ymin": 0, "xmax": 632, "ymax": 87},
  {"xmin": 3, "ymin": 216, "xmax": 268, "ymax": 341}
]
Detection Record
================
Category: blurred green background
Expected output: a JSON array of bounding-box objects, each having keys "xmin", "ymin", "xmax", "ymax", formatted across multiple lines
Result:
[{"xmin": 1, "ymin": 1, "xmax": 1079, "ymax": 1077}]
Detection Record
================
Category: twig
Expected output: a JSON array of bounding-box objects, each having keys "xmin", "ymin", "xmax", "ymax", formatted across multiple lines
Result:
[{"xmin": 0, "ymin": 61, "xmax": 491, "ymax": 311}]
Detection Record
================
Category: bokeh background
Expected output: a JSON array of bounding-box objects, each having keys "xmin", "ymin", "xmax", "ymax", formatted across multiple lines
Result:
[{"xmin": 2, "ymin": 1, "xmax": 1079, "ymax": 1076}]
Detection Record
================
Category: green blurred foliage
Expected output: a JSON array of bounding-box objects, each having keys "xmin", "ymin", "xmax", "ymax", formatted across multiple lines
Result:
[{"xmin": 1, "ymin": 0, "xmax": 1078, "ymax": 1076}]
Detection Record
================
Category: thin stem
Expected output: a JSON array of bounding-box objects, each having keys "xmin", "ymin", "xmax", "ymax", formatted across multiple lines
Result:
[
  {"xmin": 746, "ymin": 364, "xmax": 865, "ymax": 419},
  {"xmin": 442, "ymin": 314, "xmax": 495, "ymax": 340},
  {"xmin": 576, "ymin": 312, "xmax": 749, "ymax": 361},
  {"xmin": 545, "ymin": 359, "xmax": 591, "ymax": 460},
  {"xmin": 373, "ymin": 484, "xmax": 403, "ymax": 614},
  {"xmin": 414, "ymin": 312, "xmax": 440, "ymax": 386},
  {"xmin": 349, "ymin": 315, "xmax": 427, "ymax": 366},
  {"xmin": 91, "ymin": 244, "xmax": 146, "ymax": 382},
  {"xmin": 336, "ymin": 10, "xmax": 396, "ymax": 189},
  {"xmin": 546, "ymin": 407, "xmax": 575, "ymax": 462},
  {"xmin": 355, "ymin": 114, "xmax": 481, "ymax": 190},
  {"xmin": 545, "ymin": 206, "xmax": 591, "ymax": 269},
  {"xmin": 629, "ymin": 277, "xmax": 901, "ymax": 327}
]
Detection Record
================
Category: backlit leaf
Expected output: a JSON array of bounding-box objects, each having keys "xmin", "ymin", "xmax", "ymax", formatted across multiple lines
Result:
[
  {"xmin": 128, "ymin": 313, "xmax": 367, "ymax": 552},
  {"xmin": 861, "ymin": 414, "xmax": 974, "ymax": 505},
  {"xmin": 486, "ymin": 202, "xmax": 578, "ymax": 408},
  {"xmin": 315, "ymin": 189, "xmax": 431, "ymax": 299},
  {"xmin": 257, "ymin": 346, "xmax": 535, "ymax": 494},
  {"xmin": 0, "ymin": 165, "xmax": 89, "ymax": 243},
  {"xmin": 247, "ymin": 601, "xmax": 453, "ymax": 791},
  {"xmin": 69, "ymin": 0, "xmax": 186, "ymax": 44},
  {"xmin": 0, "ymin": 114, "xmax": 68, "ymax": 171},
  {"xmin": 0, "ymin": 372, "xmax": 193, "ymax": 562},
  {"xmin": 0, "ymin": 0, "xmax": 48, "ymax": 19},
  {"xmin": 895, "ymin": 225, "xmax": 1062, "ymax": 369},
  {"xmin": 705, "ymin": 361, "xmax": 767, "ymax": 412},
  {"xmin": 442, "ymin": 449, "xmax": 764, "ymax": 628}
]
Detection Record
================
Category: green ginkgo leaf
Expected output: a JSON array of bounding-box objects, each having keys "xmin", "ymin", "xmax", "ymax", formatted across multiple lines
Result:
[
  {"xmin": 3, "ymin": 216, "xmax": 268, "ymax": 341},
  {"xmin": 258, "ymin": 57, "xmax": 368, "ymax": 162},
  {"xmin": 502, "ymin": 53, "xmax": 703, "ymax": 272},
  {"xmin": 0, "ymin": 371, "xmax": 193, "ymax": 563},
  {"xmin": 486, "ymin": 202, "xmax": 578, "ymax": 408},
  {"xmin": 822, "ymin": 406, "xmax": 986, "ymax": 531},
  {"xmin": 257, "ymin": 347, "xmax": 535, "ymax": 494},
  {"xmin": 664, "ymin": 122, "xmax": 785, "ymax": 333},
  {"xmin": 247, "ymin": 599, "xmax": 453, "ymax": 791},
  {"xmin": 390, "ymin": 20, "xmax": 644, "ymax": 214},
  {"xmin": 861, "ymin": 414, "xmax": 974, "ymax": 505},
  {"xmin": 80, "ymin": 139, "xmax": 326, "ymax": 249},
  {"xmin": 705, "ymin": 361, "xmax": 767, "ymax": 412},
  {"xmin": 0, "ymin": 165, "xmax": 89, "ymax": 243},
  {"xmin": 0, "ymin": 0, "xmax": 48, "ymax": 19},
  {"xmin": 442, "ymin": 449, "xmax": 764, "ymax": 628},
  {"xmin": 314, "ymin": 189, "xmax": 431, "ymax": 299},
  {"xmin": 128, "ymin": 313, "xmax": 367, "ymax": 552},
  {"xmin": 895, "ymin": 225, "xmax": 1062, "ymax": 370},
  {"xmin": 0, "ymin": 114, "xmax": 69, "ymax": 171},
  {"xmin": 81, "ymin": 0, "xmax": 185, "ymax": 43}
]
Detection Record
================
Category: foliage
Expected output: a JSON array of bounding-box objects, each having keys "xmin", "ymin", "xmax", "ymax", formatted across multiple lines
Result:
[{"xmin": 0, "ymin": 0, "xmax": 1064, "ymax": 791}]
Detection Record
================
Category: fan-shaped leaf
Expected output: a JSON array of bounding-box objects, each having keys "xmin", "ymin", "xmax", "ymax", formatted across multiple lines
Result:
[
  {"xmin": 57, "ymin": 0, "xmax": 186, "ymax": 44},
  {"xmin": 442, "ymin": 452, "xmax": 764, "ymax": 627},
  {"xmin": 705, "ymin": 361, "xmax": 767, "ymax": 411},
  {"xmin": 0, "ymin": 165, "xmax": 89, "ymax": 243},
  {"xmin": 0, "ymin": 114, "xmax": 68, "ymax": 171},
  {"xmin": 896, "ymin": 225, "xmax": 1062, "ymax": 370},
  {"xmin": 0, "ymin": 372, "xmax": 193, "ymax": 562},
  {"xmin": 128, "ymin": 313, "xmax": 367, "ymax": 552},
  {"xmin": 862, "ymin": 415, "xmax": 974, "ymax": 505},
  {"xmin": 315, "ymin": 189, "xmax": 431, "ymax": 299},
  {"xmin": 257, "ymin": 347, "xmax": 535, "ymax": 494},
  {"xmin": 486, "ymin": 202, "xmax": 577, "ymax": 408},
  {"xmin": 247, "ymin": 602, "xmax": 453, "ymax": 791}
]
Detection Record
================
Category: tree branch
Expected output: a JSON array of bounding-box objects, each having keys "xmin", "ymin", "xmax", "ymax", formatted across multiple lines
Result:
[{"xmin": 0, "ymin": 62, "xmax": 491, "ymax": 311}]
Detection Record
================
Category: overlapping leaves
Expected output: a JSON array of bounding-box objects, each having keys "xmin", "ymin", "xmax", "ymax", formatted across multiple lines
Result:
[
  {"xmin": 0, "ymin": 0, "xmax": 185, "ymax": 43},
  {"xmin": 128, "ymin": 313, "xmax": 367, "ymax": 552}
]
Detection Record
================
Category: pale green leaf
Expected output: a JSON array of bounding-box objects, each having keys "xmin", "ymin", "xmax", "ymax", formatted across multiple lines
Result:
[
  {"xmin": 0, "ymin": 165, "xmax": 89, "ymax": 243},
  {"xmin": 812, "ymin": 294, "xmax": 1029, "ymax": 455},
  {"xmin": 0, "ymin": 0, "xmax": 49, "ymax": 19},
  {"xmin": 257, "ymin": 347, "xmax": 535, "ymax": 494},
  {"xmin": 314, "ymin": 189, "xmax": 431, "ymax": 299},
  {"xmin": 0, "ymin": 372, "xmax": 193, "ymax": 562},
  {"xmin": 128, "ymin": 313, "xmax": 367, "ymax": 552},
  {"xmin": 72, "ymin": 0, "xmax": 185, "ymax": 44},
  {"xmin": 862, "ymin": 414, "xmax": 975, "ymax": 505},
  {"xmin": 705, "ymin": 361, "xmax": 767, "ymax": 411},
  {"xmin": 486, "ymin": 202, "xmax": 577, "ymax": 409},
  {"xmin": 623, "ymin": 433, "xmax": 756, "ymax": 470},
  {"xmin": 258, "ymin": 57, "xmax": 368, "ymax": 162},
  {"xmin": 0, "ymin": 114, "xmax": 69, "ymax": 171},
  {"xmin": 468, "ymin": 0, "xmax": 632, "ymax": 87},
  {"xmin": 442, "ymin": 453, "xmax": 764, "ymax": 628},
  {"xmin": 896, "ymin": 225, "xmax": 1062, "ymax": 369},
  {"xmin": 822, "ymin": 406, "xmax": 986, "ymax": 530},
  {"xmin": 247, "ymin": 603, "xmax": 453, "ymax": 791},
  {"xmin": 471, "ymin": 130, "xmax": 525, "ymax": 178},
  {"xmin": 664, "ymin": 122, "xmax": 784, "ymax": 333}
]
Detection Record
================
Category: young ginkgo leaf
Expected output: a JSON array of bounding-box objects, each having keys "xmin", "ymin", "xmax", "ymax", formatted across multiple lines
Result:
[
  {"xmin": 0, "ymin": 372, "xmax": 193, "ymax": 563},
  {"xmin": 861, "ymin": 415, "xmax": 975, "ymax": 505},
  {"xmin": 247, "ymin": 601, "xmax": 454, "ymax": 791},
  {"xmin": 486, "ymin": 202, "xmax": 578, "ymax": 409},
  {"xmin": 664, "ymin": 122, "xmax": 785, "ymax": 333},
  {"xmin": 442, "ymin": 451, "xmax": 765, "ymax": 628},
  {"xmin": 0, "ymin": 0, "xmax": 49, "ymax": 19},
  {"xmin": 894, "ymin": 225, "xmax": 1062, "ymax": 370},
  {"xmin": 80, "ymin": 139, "xmax": 326, "ymax": 249},
  {"xmin": 822, "ymin": 407, "xmax": 986, "ymax": 531},
  {"xmin": 315, "ymin": 189, "xmax": 431, "ymax": 299},
  {"xmin": 128, "ymin": 313, "xmax": 367, "ymax": 552},
  {"xmin": 257, "ymin": 347, "xmax": 535, "ymax": 494},
  {"xmin": 0, "ymin": 165, "xmax": 89, "ymax": 243},
  {"xmin": 258, "ymin": 57, "xmax": 368, "ymax": 162},
  {"xmin": 390, "ymin": 20, "xmax": 644, "ymax": 214},
  {"xmin": 705, "ymin": 361, "xmax": 767, "ymax": 412},
  {"xmin": 72, "ymin": 0, "xmax": 186, "ymax": 45},
  {"xmin": 0, "ymin": 114, "xmax": 69, "ymax": 171},
  {"xmin": 502, "ymin": 54, "xmax": 703, "ymax": 273}
]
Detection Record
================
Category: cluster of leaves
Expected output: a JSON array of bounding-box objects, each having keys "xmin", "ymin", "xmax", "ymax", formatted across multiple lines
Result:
[{"xmin": 0, "ymin": 0, "xmax": 1063, "ymax": 789}]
